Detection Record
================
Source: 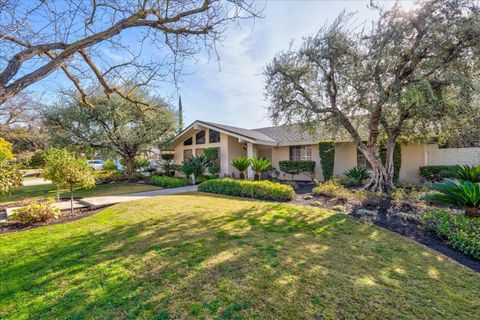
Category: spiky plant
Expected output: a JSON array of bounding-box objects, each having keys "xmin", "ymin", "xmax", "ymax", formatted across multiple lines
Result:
[
  {"xmin": 450, "ymin": 165, "xmax": 480, "ymax": 183},
  {"xmin": 250, "ymin": 157, "xmax": 271, "ymax": 181},
  {"xmin": 426, "ymin": 180, "xmax": 480, "ymax": 217},
  {"xmin": 231, "ymin": 156, "xmax": 250, "ymax": 179}
]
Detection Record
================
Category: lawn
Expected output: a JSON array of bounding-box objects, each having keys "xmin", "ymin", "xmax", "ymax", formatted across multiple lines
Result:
[
  {"xmin": 0, "ymin": 194, "xmax": 478, "ymax": 319},
  {"xmin": 0, "ymin": 183, "xmax": 161, "ymax": 205}
]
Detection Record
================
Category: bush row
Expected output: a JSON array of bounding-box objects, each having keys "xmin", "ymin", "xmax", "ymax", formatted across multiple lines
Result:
[
  {"xmin": 149, "ymin": 175, "xmax": 187, "ymax": 188},
  {"xmin": 421, "ymin": 209, "xmax": 480, "ymax": 260},
  {"xmin": 96, "ymin": 170, "xmax": 146, "ymax": 183},
  {"xmin": 198, "ymin": 178, "xmax": 295, "ymax": 201}
]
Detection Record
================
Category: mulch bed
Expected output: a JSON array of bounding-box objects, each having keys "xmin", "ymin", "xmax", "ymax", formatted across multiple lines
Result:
[
  {"xmin": 293, "ymin": 184, "xmax": 480, "ymax": 272},
  {"xmin": 0, "ymin": 207, "xmax": 107, "ymax": 234}
]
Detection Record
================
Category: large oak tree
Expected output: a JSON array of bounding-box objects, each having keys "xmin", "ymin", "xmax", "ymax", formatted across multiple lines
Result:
[{"xmin": 265, "ymin": 0, "xmax": 480, "ymax": 192}]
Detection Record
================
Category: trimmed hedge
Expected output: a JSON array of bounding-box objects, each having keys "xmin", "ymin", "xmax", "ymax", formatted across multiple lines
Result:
[
  {"xmin": 421, "ymin": 209, "xmax": 480, "ymax": 260},
  {"xmin": 198, "ymin": 178, "xmax": 295, "ymax": 201},
  {"xmin": 319, "ymin": 141, "xmax": 335, "ymax": 181},
  {"xmin": 279, "ymin": 160, "xmax": 315, "ymax": 180},
  {"xmin": 149, "ymin": 175, "xmax": 187, "ymax": 188},
  {"xmin": 419, "ymin": 165, "xmax": 455, "ymax": 182}
]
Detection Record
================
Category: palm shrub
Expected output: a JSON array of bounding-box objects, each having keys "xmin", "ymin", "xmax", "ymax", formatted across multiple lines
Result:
[
  {"xmin": 180, "ymin": 155, "xmax": 209, "ymax": 183},
  {"xmin": 344, "ymin": 167, "xmax": 370, "ymax": 186},
  {"xmin": 231, "ymin": 156, "xmax": 250, "ymax": 179},
  {"xmin": 450, "ymin": 165, "xmax": 480, "ymax": 183},
  {"xmin": 250, "ymin": 157, "xmax": 271, "ymax": 180},
  {"xmin": 425, "ymin": 180, "xmax": 480, "ymax": 217}
]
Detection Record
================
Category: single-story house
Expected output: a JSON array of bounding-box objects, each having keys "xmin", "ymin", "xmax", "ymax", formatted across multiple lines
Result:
[{"xmin": 170, "ymin": 120, "xmax": 480, "ymax": 183}]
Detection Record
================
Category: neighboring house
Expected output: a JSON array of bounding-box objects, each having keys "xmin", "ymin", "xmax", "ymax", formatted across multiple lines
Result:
[{"xmin": 170, "ymin": 120, "xmax": 480, "ymax": 183}]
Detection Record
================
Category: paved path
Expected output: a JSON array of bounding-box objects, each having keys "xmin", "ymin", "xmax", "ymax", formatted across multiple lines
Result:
[
  {"xmin": 4, "ymin": 185, "xmax": 198, "ymax": 218},
  {"xmin": 22, "ymin": 178, "xmax": 51, "ymax": 186}
]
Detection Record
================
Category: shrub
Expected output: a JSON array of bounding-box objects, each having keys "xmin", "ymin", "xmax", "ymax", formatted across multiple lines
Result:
[
  {"xmin": 231, "ymin": 156, "xmax": 250, "ymax": 179},
  {"xmin": 0, "ymin": 161, "xmax": 22, "ymax": 195},
  {"xmin": 250, "ymin": 157, "xmax": 271, "ymax": 180},
  {"xmin": 421, "ymin": 209, "xmax": 480, "ymax": 260},
  {"xmin": 198, "ymin": 178, "xmax": 295, "ymax": 201},
  {"xmin": 120, "ymin": 158, "xmax": 151, "ymax": 171},
  {"xmin": 391, "ymin": 187, "xmax": 425, "ymax": 210},
  {"xmin": 312, "ymin": 180, "xmax": 352, "ymax": 201},
  {"xmin": 281, "ymin": 180, "xmax": 298, "ymax": 190},
  {"xmin": 450, "ymin": 165, "xmax": 480, "ymax": 183},
  {"xmin": 425, "ymin": 180, "xmax": 480, "ymax": 217},
  {"xmin": 344, "ymin": 167, "xmax": 370, "ymax": 186},
  {"xmin": 419, "ymin": 165, "xmax": 455, "ymax": 182},
  {"xmin": 161, "ymin": 153, "xmax": 174, "ymax": 161},
  {"xmin": 180, "ymin": 155, "xmax": 209, "ymax": 179},
  {"xmin": 28, "ymin": 150, "xmax": 46, "ymax": 168},
  {"xmin": 319, "ymin": 141, "xmax": 335, "ymax": 181},
  {"xmin": 9, "ymin": 199, "xmax": 61, "ymax": 225},
  {"xmin": 203, "ymin": 148, "xmax": 219, "ymax": 162},
  {"xmin": 207, "ymin": 164, "xmax": 220, "ymax": 177},
  {"xmin": 337, "ymin": 176, "xmax": 361, "ymax": 188},
  {"xmin": 149, "ymin": 175, "xmax": 187, "ymax": 188},
  {"xmin": 279, "ymin": 160, "xmax": 315, "ymax": 181},
  {"xmin": 102, "ymin": 160, "xmax": 117, "ymax": 171}
]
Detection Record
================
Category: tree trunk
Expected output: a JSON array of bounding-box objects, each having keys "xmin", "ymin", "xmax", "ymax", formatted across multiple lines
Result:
[
  {"xmin": 56, "ymin": 184, "xmax": 60, "ymax": 202},
  {"xmin": 70, "ymin": 185, "xmax": 74, "ymax": 214},
  {"xmin": 360, "ymin": 145, "xmax": 395, "ymax": 193},
  {"xmin": 125, "ymin": 156, "xmax": 135, "ymax": 174}
]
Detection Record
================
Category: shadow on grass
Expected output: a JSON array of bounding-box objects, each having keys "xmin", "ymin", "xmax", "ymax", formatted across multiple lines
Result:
[{"xmin": 0, "ymin": 193, "xmax": 479, "ymax": 319}]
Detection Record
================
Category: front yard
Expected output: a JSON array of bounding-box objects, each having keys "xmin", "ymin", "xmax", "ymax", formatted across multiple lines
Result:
[{"xmin": 0, "ymin": 193, "xmax": 478, "ymax": 319}]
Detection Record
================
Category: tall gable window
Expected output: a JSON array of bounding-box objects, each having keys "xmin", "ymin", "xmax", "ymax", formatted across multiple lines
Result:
[
  {"xmin": 183, "ymin": 149, "xmax": 193, "ymax": 160},
  {"xmin": 357, "ymin": 148, "xmax": 372, "ymax": 170},
  {"xmin": 183, "ymin": 137, "xmax": 193, "ymax": 146},
  {"xmin": 289, "ymin": 146, "xmax": 312, "ymax": 161},
  {"xmin": 209, "ymin": 129, "xmax": 220, "ymax": 143},
  {"xmin": 196, "ymin": 130, "xmax": 206, "ymax": 144}
]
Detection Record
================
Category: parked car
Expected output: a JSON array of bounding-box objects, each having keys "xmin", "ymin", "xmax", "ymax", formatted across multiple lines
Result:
[{"xmin": 87, "ymin": 159, "xmax": 105, "ymax": 170}]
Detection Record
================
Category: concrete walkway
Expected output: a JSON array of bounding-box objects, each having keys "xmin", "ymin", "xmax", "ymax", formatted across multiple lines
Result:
[{"xmin": 5, "ymin": 185, "xmax": 198, "ymax": 218}]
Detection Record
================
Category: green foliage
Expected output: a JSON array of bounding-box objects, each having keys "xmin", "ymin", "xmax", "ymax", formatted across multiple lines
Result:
[
  {"xmin": 312, "ymin": 180, "xmax": 352, "ymax": 201},
  {"xmin": 180, "ymin": 155, "xmax": 209, "ymax": 178},
  {"xmin": 425, "ymin": 180, "xmax": 480, "ymax": 210},
  {"xmin": 450, "ymin": 165, "xmax": 480, "ymax": 183},
  {"xmin": 421, "ymin": 209, "xmax": 480, "ymax": 260},
  {"xmin": 278, "ymin": 160, "xmax": 315, "ymax": 180},
  {"xmin": 198, "ymin": 178, "xmax": 295, "ymax": 201},
  {"xmin": 318, "ymin": 141, "xmax": 335, "ymax": 181},
  {"xmin": 207, "ymin": 164, "xmax": 220, "ymax": 177},
  {"xmin": 28, "ymin": 150, "xmax": 46, "ymax": 168},
  {"xmin": 379, "ymin": 141, "xmax": 401, "ymax": 183},
  {"xmin": 0, "ymin": 161, "xmax": 22, "ymax": 195},
  {"xmin": 344, "ymin": 167, "xmax": 370, "ymax": 186},
  {"xmin": 0, "ymin": 137, "xmax": 14, "ymax": 161},
  {"xmin": 203, "ymin": 147, "xmax": 219, "ymax": 162},
  {"xmin": 102, "ymin": 160, "xmax": 117, "ymax": 171},
  {"xmin": 419, "ymin": 165, "xmax": 455, "ymax": 182},
  {"xmin": 9, "ymin": 198, "xmax": 61, "ymax": 225},
  {"xmin": 160, "ymin": 153, "xmax": 174, "ymax": 161},
  {"xmin": 231, "ymin": 156, "xmax": 250, "ymax": 179},
  {"xmin": 120, "ymin": 158, "xmax": 151, "ymax": 170},
  {"xmin": 95, "ymin": 170, "xmax": 145, "ymax": 183},
  {"xmin": 250, "ymin": 157, "xmax": 271, "ymax": 180},
  {"xmin": 149, "ymin": 175, "xmax": 187, "ymax": 188}
]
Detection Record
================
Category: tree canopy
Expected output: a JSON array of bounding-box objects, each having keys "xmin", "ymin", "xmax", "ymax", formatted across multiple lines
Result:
[{"xmin": 265, "ymin": 0, "xmax": 480, "ymax": 192}]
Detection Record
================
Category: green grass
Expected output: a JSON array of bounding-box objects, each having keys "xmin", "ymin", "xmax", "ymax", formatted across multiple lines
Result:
[
  {"xmin": 0, "ymin": 183, "xmax": 161, "ymax": 204},
  {"xmin": 0, "ymin": 194, "xmax": 478, "ymax": 319}
]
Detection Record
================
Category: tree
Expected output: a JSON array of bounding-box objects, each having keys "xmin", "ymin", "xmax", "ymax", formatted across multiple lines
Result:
[
  {"xmin": 0, "ymin": 137, "xmax": 21, "ymax": 195},
  {"xmin": 250, "ymin": 157, "xmax": 271, "ymax": 180},
  {"xmin": 0, "ymin": 1, "xmax": 260, "ymax": 105},
  {"xmin": 43, "ymin": 148, "xmax": 95, "ymax": 212},
  {"xmin": 0, "ymin": 137, "xmax": 14, "ymax": 161},
  {"xmin": 265, "ymin": 1, "xmax": 480, "ymax": 192},
  {"xmin": 44, "ymin": 90, "xmax": 176, "ymax": 174}
]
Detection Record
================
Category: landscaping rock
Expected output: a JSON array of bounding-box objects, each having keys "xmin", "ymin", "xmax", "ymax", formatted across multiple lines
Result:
[
  {"xmin": 331, "ymin": 205, "xmax": 346, "ymax": 213},
  {"xmin": 391, "ymin": 211, "xmax": 419, "ymax": 223},
  {"xmin": 356, "ymin": 209, "xmax": 377, "ymax": 217}
]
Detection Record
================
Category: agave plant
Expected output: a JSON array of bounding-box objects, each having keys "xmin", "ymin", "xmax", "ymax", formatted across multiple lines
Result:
[
  {"xmin": 250, "ymin": 157, "xmax": 271, "ymax": 181},
  {"xmin": 231, "ymin": 156, "xmax": 250, "ymax": 179},
  {"xmin": 344, "ymin": 167, "xmax": 370, "ymax": 186},
  {"xmin": 426, "ymin": 180, "xmax": 480, "ymax": 217},
  {"xmin": 180, "ymin": 155, "xmax": 209, "ymax": 183},
  {"xmin": 450, "ymin": 165, "xmax": 480, "ymax": 183}
]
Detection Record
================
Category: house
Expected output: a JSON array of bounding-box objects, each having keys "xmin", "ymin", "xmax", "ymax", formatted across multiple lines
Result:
[{"xmin": 170, "ymin": 120, "xmax": 480, "ymax": 183}]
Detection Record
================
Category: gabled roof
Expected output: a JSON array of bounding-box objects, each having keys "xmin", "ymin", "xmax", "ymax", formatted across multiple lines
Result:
[{"xmin": 200, "ymin": 121, "xmax": 276, "ymax": 143}]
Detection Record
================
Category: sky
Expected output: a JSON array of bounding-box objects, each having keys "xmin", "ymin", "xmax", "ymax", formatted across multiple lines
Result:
[{"xmin": 176, "ymin": 0, "xmax": 414, "ymax": 129}]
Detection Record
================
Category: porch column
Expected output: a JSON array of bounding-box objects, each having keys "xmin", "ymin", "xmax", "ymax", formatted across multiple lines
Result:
[{"xmin": 246, "ymin": 142, "xmax": 257, "ymax": 180}]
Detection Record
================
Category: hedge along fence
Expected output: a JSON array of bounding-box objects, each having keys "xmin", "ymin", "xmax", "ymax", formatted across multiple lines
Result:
[
  {"xmin": 379, "ymin": 140, "xmax": 402, "ymax": 183},
  {"xmin": 198, "ymin": 178, "xmax": 295, "ymax": 201},
  {"xmin": 319, "ymin": 140, "xmax": 335, "ymax": 181},
  {"xmin": 279, "ymin": 160, "xmax": 315, "ymax": 181},
  {"xmin": 419, "ymin": 165, "xmax": 456, "ymax": 182}
]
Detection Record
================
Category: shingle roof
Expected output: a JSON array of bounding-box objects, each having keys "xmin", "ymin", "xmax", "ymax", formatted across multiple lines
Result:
[{"xmin": 199, "ymin": 121, "xmax": 277, "ymax": 143}]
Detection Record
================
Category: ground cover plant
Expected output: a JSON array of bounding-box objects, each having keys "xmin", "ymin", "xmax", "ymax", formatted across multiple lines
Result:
[{"xmin": 0, "ymin": 194, "xmax": 478, "ymax": 319}]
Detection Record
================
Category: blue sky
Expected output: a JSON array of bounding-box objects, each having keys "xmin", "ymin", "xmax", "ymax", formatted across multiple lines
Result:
[{"xmin": 25, "ymin": 0, "xmax": 414, "ymax": 129}]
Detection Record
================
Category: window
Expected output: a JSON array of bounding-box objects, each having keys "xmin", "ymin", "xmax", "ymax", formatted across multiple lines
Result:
[
  {"xmin": 183, "ymin": 149, "xmax": 193, "ymax": 160},
  {"xmin": 209, "ymin": 129, "xmax": 220, "ymax": 143},
  {"xmin": 289, "ymin": 146, "xmax": 312, "ymax": 161},
  {"xmin": 183, "ymin": 137, "xmax": 193, "ymax": 146},
  {"xmin": 196, "ymin": 130, "xmax": 206, "ymax": 144},
  {"xmin": 195, "ymin": 148, "xmax": 204, "ymax": 156},
  {"xmin": 357, "ymin": 148, "xmax": 373, "ymax": 170}
]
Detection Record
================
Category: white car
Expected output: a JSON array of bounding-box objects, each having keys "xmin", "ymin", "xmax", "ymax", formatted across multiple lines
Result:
[{"xmin": 87, "ymin": 159, "xmax": 105, "ymax": 170}]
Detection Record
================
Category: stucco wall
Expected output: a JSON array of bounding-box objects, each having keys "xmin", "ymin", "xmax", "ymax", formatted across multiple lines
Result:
[
  {"xmin": 228, "ymin": 136, "xmax": 247, "ymax": 177},
  {"xmin": 333, "ymin": 142, "xmax": 357, "ymax": 177},
  {"xmin": 426, "ymin": 144, "xmax": 480, "ymax": 166},
  {"xmin": 399, "ymin": 143, "xmax": 425, "ymax": 183}
]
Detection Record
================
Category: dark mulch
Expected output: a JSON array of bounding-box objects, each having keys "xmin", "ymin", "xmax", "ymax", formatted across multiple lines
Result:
[
  {"xmin": 296, "ymin": 191, "xmax": 480, "ymax": 272},
  {"xmin": 0, "ymin": 207, "xmax": 107, "ymax": 234}
]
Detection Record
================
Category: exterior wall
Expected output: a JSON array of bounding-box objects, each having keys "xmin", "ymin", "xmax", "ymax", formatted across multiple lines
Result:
[
  {"xmin": 228, "ymin": 136, "xmax": 247, "ymax": 177},
  {"xmin": 425, "ymin": 144, "xmax": 480, "ymax": 166},
  {"xmin": 333, "ymin": 142, "xmax": 357, "ymax": 177},
  {"xmin": 399, "ymin": 143, "xmax": 425, "ymax": 183}
]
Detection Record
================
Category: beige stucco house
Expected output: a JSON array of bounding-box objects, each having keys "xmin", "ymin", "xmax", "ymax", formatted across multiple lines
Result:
[{"xmin": 170, "ymin": 120, "xmax": 480, "ymax": 183}]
